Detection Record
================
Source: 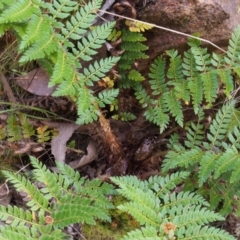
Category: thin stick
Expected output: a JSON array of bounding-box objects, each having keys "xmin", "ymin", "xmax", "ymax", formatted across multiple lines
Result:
[
  {"xmin": 98, "ymin": 9, "xmax": 227, "ymax": 53},
  {"xmin": 0, "ymin": 70, "xmax": 16, "ymax": 103}
]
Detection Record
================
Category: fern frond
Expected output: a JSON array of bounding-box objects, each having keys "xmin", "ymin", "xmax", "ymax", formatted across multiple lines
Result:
[
  {"xmin": 0, "ymin": 225, "xmax": 37, "ymax": 240},
  {"xmin": 53, "ymin": 197, "xmax": 111, "ymax": 227},
  {"xmin": 60, "ymin": 0, "xmax": 102, "ymax": 41},
  {"xmin": 19, "ymin": 14, "xmax": 50, "ymax": 51},
  {"xmin": 216, "ymin": 69, "xmax": 234, "ymax": 98},
  {"xmin": 74, "ymin": 21, "xmax": 115, "ymax": 61},
  {"xmin": 1, "ymin": 171, "xmax": 49, "ymax": 213},
  {"xmin": 166, "ymin": 49, "xmax": 184, "ymax": 83},
  {"xmin": 164, "ymin": 91, "xmax": 183, "ymax": 127},
  {"xmin": 121, "ymin": 29, "xmax": 147, "ymax": 42},
  {"xmin": 191, "ymin": 47, "xmax": 211, "ymax": 72},
  {"xmin": 134, "ymin": 85, "xmax": 153, "ymax": 108},
  {"xmin": 178, "ymin": 225, "xmax": 236, "ymax": 240},
  {"xmin": 0, "ymin": 0, "xmax": 41, "ymax": 24},
  {"xmin": 213, "ymin": 148, "xmax": 239, "ymax": 180},
  {"xmin": 76, "ymin": 106, "xmax": 98, "ymax": 124},
  {"xmin": 44, "ymin": 0, "xmax": 78, "ymax": 20},
  {"xmin": 49, "ymin": 51, "xmax": 75, "ymax": 86},
  {"xmin": 227, "ymin": 126, "xmax": 240, "ymax": 150},
  {"xmin": 198, "ymin": 151, "xmax": 220, "ymax": 186},
  {"xmin": 162, "ymin": 191, "xmax": 209, "ymax": 210},
  {"xmin": 148, "ymin": 56, "xmax": 167, "ymax": 95},
  {"xmin": 201, "ymin": 71, "xmax": 219, "ymax": 106},
  {"xmin": 148, "ymin": 171, "xmax": 190, "ymax": 198},
  {"xmin": 97, "ymin": 89, "xmax": 119, "ymax": 107},
  {"xmin": 207, "ymin": 100, "xmax": 235, "ymax": 147},
  {"xmin": 120, "ymin": 226, "xmax": 159, "ymax": 240},
  {"xmin": 188, "ymin": 75, "xmax": 203, "ymax": 113},
  {"xmin": 162, "ymin": 148, "xmax": 203, "ymax": 172},
  {"xmin": 0, "ymin": 205, "xmax": 37, "ymax": 227},
  {"xmin": 128, "ymin": 69, "xmax": 145, "ymax": 81},
  {"xmin": 29, "ymin": 156, "xmax": 67, "ymax": 202},
  {"xmin": 144, "ymin": 97, "xmax": 169, "ymax": 133},
  {"xmin": 171, "ymin": 205, "xmax": 224, "ymax": 228},
  {"xmin": 82, "ymin": 57, "xmax": 120, "ymax": 83},
  {"xmin": 184, "ymin": 110, "xmax": 204, "ymax": 148},
  {"xmin": 224, "ymin": 24, "xmax": 240, "ymax": 67}
]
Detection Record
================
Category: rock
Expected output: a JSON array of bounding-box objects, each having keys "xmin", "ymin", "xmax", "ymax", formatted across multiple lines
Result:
[{"xmin": 137, "ymin": 0, "xmax": 240, "ymax": 64}]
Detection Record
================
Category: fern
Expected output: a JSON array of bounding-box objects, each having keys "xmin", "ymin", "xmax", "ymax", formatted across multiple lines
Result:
[
  {"xmin": 0, "ymin": 0, "xmax": 119, "ymax": 124},
  {"xmin": 0, "ymin": 156, "xmax": 115, "ymax": 239},
  {"xmin": 131, "ymin": 25, "xmax": 240, "ymax": 132},
  {"xmin": 111, "ymin": 173, "xmax": 235, "ymax": 239},
  {"xmin": 162, "ymin": 100, "xmax": 240, "ymax": 216}
]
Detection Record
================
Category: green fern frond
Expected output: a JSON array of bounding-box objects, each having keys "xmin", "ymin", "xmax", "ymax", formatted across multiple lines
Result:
[
  {"xmin": 227, "ymin": 126, "xmax": 240, "ymax": 150},
  {"xmin": 148, "ymin": 56, "xmax": 167, "ymax": 95},
  {"xmin": 178, "ymin": 225, "xmax": 235, "ymax": 240},
  {"xmin": 97, "ymin": 89, "xmax": 119, "ymax": 107},
  {"xmin": 184, "ymin": 110, "xmax": 204, "ymax": 148},
  {"xmin": 121, "ymin": 29, "xmax": 147, "ymax": 42},
  {"xmin": 191, "ymin": 46, "xmax": 211, "ymax": 72},
  {"xmin": 198, "ymin": 151, "xmax": 220, "ymax": 186},
  {"xmin": 0, "ymin": 0, "xmax": 41, "ymax": 24},
  {"xmin": 201, "ymin": 71, "xmax": 219, "ymax": 106},
  {"xmin": 164, "ymin": 91, "xmax": 183, "ymax": 127},
  {"xmin": 207, "ymin": 100, "xmax": 235, "ymax": 148},
  {"xmin": 60, "ymin": 0, "xmax": 102, "ymax": 42},
  {"xmin": 19, "ymin": 113, "xmax": 35, "ymax": 139},
  {"xmin": 148, "ymin": 171, "xmax": 190, "ymax": 198},
  {"xmin": 2, "ymin": 171, "xmax": 49, "ymax": 213},
  {"xmin": 73, "ymin": 21, "xmax": 115, "ymax": 61},
  {"xmin": 213, "ymin": 148, "xmax": 239, "ymax": 180},
  {"xmin": 188, "ymin": 75, "xmax": 203, "ymax": 113},
  {"xmin": 6, "ymin": 114, "xmax": 22, "ymax": 142},
  {"xmin": 120, "ymin": 226, "xmax": 159, "ymax": 240},
  {"xmin": 76, "ymin": 106, "xmax": 98, "ymax": 124},
  {"xmin": 170, "ymin": 205, "xmax": 224, "ymax": 228},
  {"xmin": 0, "ymin": 225, "xmax": 37, "ymax": 240},
  {"xmin": 0, "ymin": 205, "xmax": 38, "ymax": 228},
  {"xmin": 144, "ymin": 97, "xmax": 169, "ymax": 133},
  {"xmin": 128, "ymin": 69, "xmax": 145, "ymax": 81},
  {"xmin": 224, "ymin": 24, "xmax": 240, "ymax": 67},
  {"xmin": 19, "ymin": 14, "xmax": 50, "ymax": 51},
  {"xmin": 82, "ymin": 57, "xmax": 120, "ymax": 82},
  {"xmin": 112, "ymin": 174, "xmax": 234, "ymax": 239},
  {"xmin": 166, "ymin": 49, "xmax": 184, "ymax": 83},
  {"xmin": 215, "ymin": 69, "xmax": 234, "ymax": 98},
  {"xmin": 134, "ymin": 85, "xmax": 153, "ymax": 108},
  {"xmin": 162, "ymin": 148, "xmax": 203, "ymax": 172},
  {"xmin": 44, "ymin": 0, "xmax": 78, "ymax": 20}
]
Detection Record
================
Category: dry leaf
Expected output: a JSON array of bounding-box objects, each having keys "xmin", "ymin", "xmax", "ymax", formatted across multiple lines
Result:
[
  {"xmin": 69, "ymin": 141, "xmax": 98, "ymax": 169},
  {"xmin": 51, "ymin": 123, "xmax": 79, "ymax": 163},
  {"xmin": 15, "ymin": 67, "xmax": 56, "ymax": 96}
]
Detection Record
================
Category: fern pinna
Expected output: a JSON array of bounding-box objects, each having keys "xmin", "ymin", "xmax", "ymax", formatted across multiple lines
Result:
[
  {"xmin": 0, "ymin": 0, "xmax": 119, "ymax": 124},
  {"xmin": 0, "ymin": 156, "xmax": 115, "ymax": 239},
  {"xmin": 162, "ymin": 100, "xmax": 240, "ymax": 216},
  {"xmin": 111, "ymin": 172, "xmax": 235, "ymax": 239}
]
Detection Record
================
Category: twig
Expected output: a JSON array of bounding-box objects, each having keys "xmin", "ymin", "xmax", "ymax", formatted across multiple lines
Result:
[
  {"xmin": 98, "ymin": 9, "xmax": 227, "ymax": 53},
  {"xmin": 0, "ymin": 70, "xmax": 16, "ymax": 103}
]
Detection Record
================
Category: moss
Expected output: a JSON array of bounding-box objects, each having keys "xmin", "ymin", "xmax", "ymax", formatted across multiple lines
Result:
[{"xmin": 82, "ymin": 195, "xmax": 139, "ymax": 239}]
